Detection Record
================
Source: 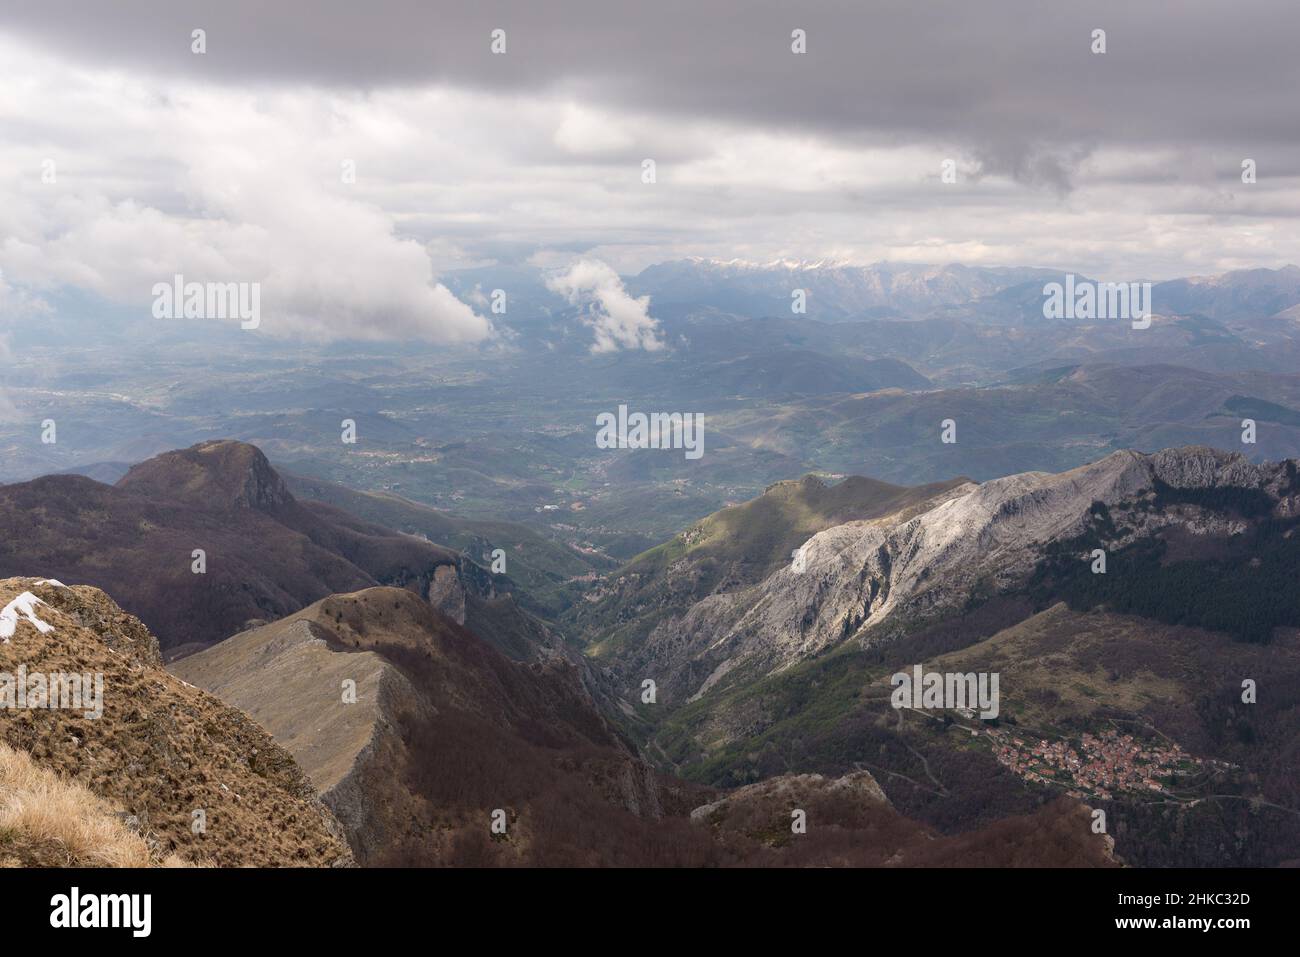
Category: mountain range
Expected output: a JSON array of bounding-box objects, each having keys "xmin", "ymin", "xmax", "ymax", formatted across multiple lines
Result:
[
  {"xmin": 624, "ymin": 259, "xmax": 1300, "ymax": 325},
  {"xmin": 4, "ymin": 403, "xmax": 1300, "ymax": 865},
  {"xmin": 569, "ymin": 445, "xmax": 1300, "ymax": 866},
  {"xmin": 0, "ymin": 438, "xmax": 1163, "ymax": 866}
]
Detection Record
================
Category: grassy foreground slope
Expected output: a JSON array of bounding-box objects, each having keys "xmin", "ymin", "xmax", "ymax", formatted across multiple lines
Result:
[
  {"xmin": 0, "ymin": 578, "xmax": 353, "ymax": 867},
  {"xmin": 0, "ymin": 743, "xmax": 184, "ymax": 867}
]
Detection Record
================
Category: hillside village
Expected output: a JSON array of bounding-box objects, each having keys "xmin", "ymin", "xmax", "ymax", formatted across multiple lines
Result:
[{"xmin": 986, "ymin": 727, "xmax": 1219, "ymax": 801}]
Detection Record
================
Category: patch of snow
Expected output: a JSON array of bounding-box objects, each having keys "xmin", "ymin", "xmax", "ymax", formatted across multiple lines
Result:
[
  {"xmin": 1, "ymin": 592, "xmax": 56, "ymax": 643},
  {"xmin": 35, "ymin": 579, "xmax": 66, "ymax": 587}
]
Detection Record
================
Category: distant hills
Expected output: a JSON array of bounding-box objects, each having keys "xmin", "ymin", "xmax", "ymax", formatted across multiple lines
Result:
[
  {"xmin": 443, "ymin": 258, "xmax": 1300, "ymax": 327},
  {"xmin": 11, "ymin": 259, "xmax": 1300, "ymax": 554},
  {"xmin": 1153, "ymin": 266, "xmax": 1300, "ymax": 323}
]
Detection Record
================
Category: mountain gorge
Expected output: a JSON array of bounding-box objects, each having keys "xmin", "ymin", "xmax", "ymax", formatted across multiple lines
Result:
[
  {"xmin": 0, "ymin": 441, "xmax": 1139, "ymax": 867},
  {"xmin": 168, "ymin": 586, "xmax": 1114, "ymax": 867}
]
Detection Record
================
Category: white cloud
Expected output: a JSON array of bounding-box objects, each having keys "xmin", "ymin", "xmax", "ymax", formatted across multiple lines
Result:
[
  {"xmin": 546, "ymin": 260, "xmax": 664, "ymax": 352},
  {"xmin": 553, "ymin": 104, "xmax": 636, "ymax": 156},
  {"xmin": 1, "ymin": 25, "xmax": 1299, "ymax": 327},
  {"xmin": 0, "ymin": 40, "xmax": 491, "ymax": 344}
]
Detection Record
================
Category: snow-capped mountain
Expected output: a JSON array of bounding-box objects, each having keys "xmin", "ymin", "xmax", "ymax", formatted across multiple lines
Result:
[{"xmin": 628, "ymin": 259, "xmax": 1064, "ymax": 319}]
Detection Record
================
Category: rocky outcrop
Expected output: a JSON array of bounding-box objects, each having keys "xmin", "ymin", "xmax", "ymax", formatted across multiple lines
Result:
[
  {"xmin": 117, "ymin": 439, "xmax": 294, "ymax": 510},
  {"xmin": 622, "ymin": 447, "xmax": 1299, "ymax": 704},
  {"xmin": 690, "ymin": 770, "xmax": 889, "ymax": 825}
]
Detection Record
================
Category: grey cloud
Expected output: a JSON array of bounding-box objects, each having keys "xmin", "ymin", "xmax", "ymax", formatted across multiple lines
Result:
[
  {"xmin": 4, "ymin": 2, "xmax": 1300, "ymax": 289},
  {"xmin": 5, "ymin": 0, "xmax": 1300, "ymax": 192}
]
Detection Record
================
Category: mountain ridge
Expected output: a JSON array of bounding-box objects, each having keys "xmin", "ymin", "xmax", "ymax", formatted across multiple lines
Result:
[
  {"xmin": 0, "ymin": 440, "xmax": 554, "ymax": 661},
  {"xmin": 585, "ymin": 446, "xmax": 1300, "ymax": 709}
]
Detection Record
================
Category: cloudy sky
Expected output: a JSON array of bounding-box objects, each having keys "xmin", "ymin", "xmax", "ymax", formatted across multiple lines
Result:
[{"xmin": 2, "ymin": 0, "xmax": 1299, "ymax": 342}]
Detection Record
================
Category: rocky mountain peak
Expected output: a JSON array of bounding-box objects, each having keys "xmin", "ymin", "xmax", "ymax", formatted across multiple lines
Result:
[
  {"xmin": 1146, "ymin": 445, "xmax": 1267, "ymax": 489},
  {"xmin": 620, "ymin": 447, "xmax": 1299, "ymax": 704},
  {"xmin": 117, "ymin": 439, "xmax": 293, "ymax": 510}
]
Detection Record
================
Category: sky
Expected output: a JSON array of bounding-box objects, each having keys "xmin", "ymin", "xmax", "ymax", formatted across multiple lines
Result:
[{"xmin": 2, "ymin": 0, "xmax": 1299, "ymax": 343}]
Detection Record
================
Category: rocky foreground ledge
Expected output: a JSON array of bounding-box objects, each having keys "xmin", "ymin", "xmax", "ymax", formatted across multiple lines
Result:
[{"xmin": 0, "ymin": 577, "xmax": 353, "ymax": 867}]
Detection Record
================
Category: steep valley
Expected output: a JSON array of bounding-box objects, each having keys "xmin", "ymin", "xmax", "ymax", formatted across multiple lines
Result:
[{"xmin": 4, "ymin": 440, "xmax": 1297, "ymax": 867}]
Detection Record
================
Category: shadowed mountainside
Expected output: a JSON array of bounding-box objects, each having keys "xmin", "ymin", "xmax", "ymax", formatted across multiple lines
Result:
[{"xmin": 0, "ymin": 440, "xmax": 551, "ymax": 660}]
